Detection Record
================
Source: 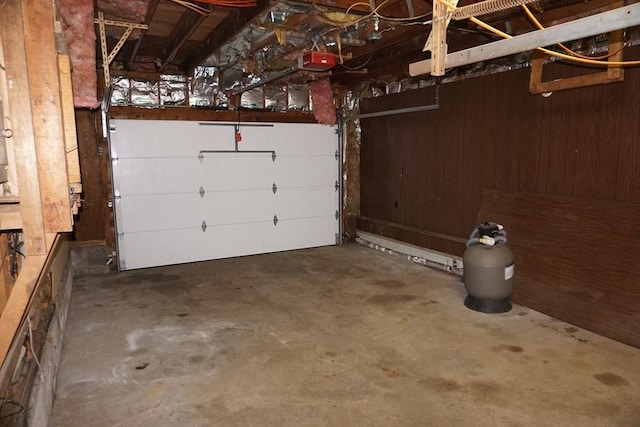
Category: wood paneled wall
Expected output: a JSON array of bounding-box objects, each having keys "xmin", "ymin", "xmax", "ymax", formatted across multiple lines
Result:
[
  {"xmin": 359, "ymin": 63, "xmax": 640, "ymax": 257},
  {"xmin": 358, "ymin": 59, "xmax": 640, "ymax": 346}
]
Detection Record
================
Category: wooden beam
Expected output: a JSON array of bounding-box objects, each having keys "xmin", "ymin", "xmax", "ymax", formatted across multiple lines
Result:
[
  {"xmin": 109, "ymin": 106, "xmax": 317, "ymax": 122},
  {"xmin": 183, "ymin": 0, "xmax": 270, "ymax": 71},
  {"xmin": 0, "ymin": 205, "xmax": 22, "ymax": 230},
  {"xmin": 507, "ymin": 0, "xmax": 625, "ymax": 35},
  {"xmin": 0, "ymin": 252, "xmax": 48, "ymax": 366},
  {"xmin": 58, "ymin": 54, "xmax": 82, "ymax": 216},
  {"xmin": 0, "ymin": 0, "xmax": 47, "ymax": 255},
  {"xmin": 126, "ymin": 0, "xmax": 161, "ymax": 70},
  {"xmin": 409, "ymin": 3, "xmax": 640, "ymax": 76},
  {"xmin": 58, "ymin": 55, "xmax": 81, "ymax": 186},
  {"xmin": 160, "ymin": 9, "xmax": 207, "ymax": 70},
  {"xmin": 23, "ymin": 0, "xmax": 73, "ymax": 233}
]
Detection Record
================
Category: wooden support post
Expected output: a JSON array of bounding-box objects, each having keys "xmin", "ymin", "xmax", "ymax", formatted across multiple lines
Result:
[
  {"xmin": 606, "ymin": 28, "xmax": 624, "ymax": 79},
  {"xmin": 23, "ymin": 0, "xmax": 73, "ymax": 233},
  {"xmin": 0, "ymin": 0, "xmax": 47, "ymax": 255},
  {"xmin": 425, "ymin": 0, "xmax": 452, "ymax": 76},
  {"xmin": 58, "ymin": 54, "xmax": 82, "ymax": 214}
]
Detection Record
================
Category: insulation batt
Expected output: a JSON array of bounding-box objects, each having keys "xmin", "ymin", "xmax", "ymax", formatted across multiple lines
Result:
[
  {"xmin": 97, "ymin": 0, "xmax": 149, "ymax": 24},
  {"xmin": 309, "ymin": 78, "xmax": 336, "ymax": 125},
  {"xmin": 56, "ymin": 0, "xmax": 99, "ymax": 108}
]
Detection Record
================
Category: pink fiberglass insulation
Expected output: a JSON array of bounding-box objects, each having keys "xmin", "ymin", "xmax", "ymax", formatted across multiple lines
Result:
[
  {"xmin": 57, "ymin": 0, "xmax": 99, "ymax": 108},
  {"xmin": 97, "ymin": 0, "xmax": 149, "ymax": 24},
  {"xmin": 310, "ymin": 78, "xmax": 336, "ymax": 125}
]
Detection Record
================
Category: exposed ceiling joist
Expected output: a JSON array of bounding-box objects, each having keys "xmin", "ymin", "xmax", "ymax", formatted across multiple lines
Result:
[
  {"xmin": 409, "ymin": 3, "xmax": 640, "ymax": 76},
  {"xmin": 183, "ymin": 0, "xmax": 270, "ymax": 71},
  {"xmin": 160, "ymin": 9, "xmax": 208, "ymax": 70},
  {"xmin": 126, "ymin": 0, "xmax": 160, "ymax": 70}
]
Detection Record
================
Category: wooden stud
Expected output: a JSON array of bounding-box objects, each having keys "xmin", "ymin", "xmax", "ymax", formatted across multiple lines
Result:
[
  {"xmin": 0, "ymin": 0, "xmax": 47, "ymax": 255},
  {"xmin": 160, "ymin": 10, "xmax": 207, "ymax": 70},
  {"xmin": 0, "ymin": 205, "xmax": 22, "ymax": 230},
  {"xmin": 424, "ymin": 0, "xmax": 457, "ymax": 76},
  {"xmin": 58, "ymin": 55, "xmax": 82, "ymax": 186},
  {"xmin": 23, "ymin": 0, "xmax": 73, "ymax": 233},
  {"xmin": 0, "ymin": 234, "xmax": 8, "ymax": 313},
  {"xmin": 126, "ymin": 0, "xmax": 160, "ymax": 70}
]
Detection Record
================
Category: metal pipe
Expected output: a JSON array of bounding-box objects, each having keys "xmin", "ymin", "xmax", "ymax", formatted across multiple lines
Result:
[
  {"xmin": 199, "ymin": 150, "xmax": 275, "ymax": 154},
  {"xmin": 354, "ymin": 103, "xmax": 439, "ymax": 119},
  {"xmin": 354, "ymin": 85, "xmax": 439, "ymax": 119},
  {"xmin": 198, "ymin": 123, "xmax": 274, "ymax": 127}
]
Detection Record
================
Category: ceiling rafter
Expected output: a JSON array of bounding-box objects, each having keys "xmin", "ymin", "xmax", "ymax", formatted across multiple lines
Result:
[
  {"xmin": 182, "ymin": 0, "xmax": 271, "ymax": 72},
  {"xmin": 160, "ymin": 8, "xmax": 208, "ymax": 70},
  {"xmin": 126, "ymin": 0, "xmax": 161, "ymax": 70}
]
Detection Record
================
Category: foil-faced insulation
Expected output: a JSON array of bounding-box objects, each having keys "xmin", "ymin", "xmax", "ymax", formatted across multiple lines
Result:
[
  {"xmin": 130, "ymin": 80, "xmax": 159, "ymax": 106},
  {"xmin": 110, "ymin": 67, "xmax": 312, "ymax": 112},
  {"xmin": 264, "ymin": 85, "xmax": 287, "ymax": 111},
  {"xmin": 160, "ymin": 75, "xmax": 187, "ymax": 106},
  {"xmin": 190, "ymin": 67, "xmax": 218, "ymax": 107},
  {"xmin": 110, "ymin": 76, "xmax": 130, "ymax": 105},
  {"xmin": 56, "ymin": 0, "xmax": 99, "ymax": 108},
  {"xmin": 241, "ymin": 88, "xmax": 265, "ymax": 109},
  {"xmin": 287, "ymin": 84, "xmax": 310, "ymax": 112}
]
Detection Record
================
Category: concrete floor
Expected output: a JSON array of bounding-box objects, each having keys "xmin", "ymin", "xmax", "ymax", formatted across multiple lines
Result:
[{"xmin": 52, "ymin": 244, "xmax": 640, "ymax": 426}]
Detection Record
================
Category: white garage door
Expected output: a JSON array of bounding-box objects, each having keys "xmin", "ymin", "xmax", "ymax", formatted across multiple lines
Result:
[{"xmin": 109, "ymin": 119, "xmax": 340, "ymax": 270}]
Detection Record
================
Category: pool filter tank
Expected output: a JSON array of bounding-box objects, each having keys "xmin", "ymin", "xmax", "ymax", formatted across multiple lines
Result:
[{"xmin": 463, "ymin": 222, "xmax": 514, "ymax": 313}]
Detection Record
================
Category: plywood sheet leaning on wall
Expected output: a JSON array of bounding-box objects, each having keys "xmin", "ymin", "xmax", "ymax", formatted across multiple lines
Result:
[{"xmin": 477, "ymin": 189, "xmax": 640, "ymax": 348}]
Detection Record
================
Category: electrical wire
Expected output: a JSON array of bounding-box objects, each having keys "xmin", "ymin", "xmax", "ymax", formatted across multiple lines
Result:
[
  {"xmin": 341, "ymin": 0, "xmax": 432, "ymax": 27},
  {"xmin": 431, "ymin": 0, "xmax": 640, "ymax": 67},
  {"xmin": 196, "ymin": 0, "xmax": 258, "ymax": 6},
  {"xmin": 468, "ymin": 15, "xmax": 640, "ymax": 66},
  {"xmin": 168, "ymin": 0, "xmax": 256, "ymax": 12},
  {"xmin": 168, "ymin": 0, "xmax": 213, "ymax": 15},
  {"xmin": 521, "ymin": 4, "xmax": 630, "ymax": 60},
  {"xmin": 27, "ymin": 316, "xmax": 45, "ymax": 384}
]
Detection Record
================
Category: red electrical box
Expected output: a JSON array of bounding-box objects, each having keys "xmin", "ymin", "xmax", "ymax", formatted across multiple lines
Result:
[{"xmin": 302, "ymin": 51, "xmax": 336, "ymax": 71}]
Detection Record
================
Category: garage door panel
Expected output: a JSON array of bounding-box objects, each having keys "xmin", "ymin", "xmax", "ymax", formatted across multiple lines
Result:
[
  {"xmin": 118, "ymin": 214, "xmax": 337, "ymax": 271},
  {"xmin": 201, "ymin": 189, "xmax": 276, "ymax": 224},
  {"xmin": 199, "ymin": 156, "xmax": 276, "ymax": 191},
  {"xmin": 116, "ymin": 193, "xmax": 202, "ymax": 233},
  {"xmin": 264, "ymin": 216, "xmax": 338, "ymax": 250},
  {"xmin": 273, "ymin": 156, "xmax": 338, "ymax": 186},
  {"xmin": 112, "ymin": 120, "xmax": 206, "ymax": 158},
  {"xmin": 115, "ymin": 158, "xmax": 201, "ymax": 196},
  {"xmin": 111, "ymin": 120, "xmax": 339, "ymax": 270},
  {"xmin": 240, "ymin": 124, "xmax": 338, "ymax": 156},
  {"xmin": 274, "ymin": 187, "xmax": 338, "ymax": 219},
  {"xmin": 117, "ymin": 228, "xmax": 207, "ymax": 270}
]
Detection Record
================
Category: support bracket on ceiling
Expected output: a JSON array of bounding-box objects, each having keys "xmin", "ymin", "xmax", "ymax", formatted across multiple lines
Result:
[
  {"xmin": 529, "ymin": 31, "xmax": 624, "ymax": 94},
  {"xmin": 410, "ymin": 3, "xmax": 640, "ymax": 77},
  {"xmin": 94, "ymin": 12, "xmax": 148, "ymax": 87},
  {"xmin": 423, "ymin": 0, "xmax": 459, "ymax": 76}
]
